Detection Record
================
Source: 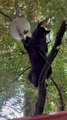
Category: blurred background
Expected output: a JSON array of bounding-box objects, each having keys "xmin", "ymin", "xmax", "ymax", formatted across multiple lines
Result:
[{"xmin": 0, "ymin": 0, "xmax": 67, "ymax": 119}]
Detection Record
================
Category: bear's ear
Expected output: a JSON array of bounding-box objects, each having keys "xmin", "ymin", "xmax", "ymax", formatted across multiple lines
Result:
[
  {"xmin": 45, "ymin": 30, "xmax": 50, "ymax": 34},
  {"xmin": 38, "ymin": 21, "xmax": 43, "ymax": 27}
]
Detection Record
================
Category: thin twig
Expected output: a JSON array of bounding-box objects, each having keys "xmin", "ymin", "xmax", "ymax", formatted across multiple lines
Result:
[
  {"xmin": 21, "ymin": 66, "xmax": 31, "ymax": 74},
  {"xmin": 16, "ymin": 66, "xmax": 31, "ymax": 80},
  {"xmin": 0, "ymin": 11, "xmax": 12, "ymax": 21},
  {"xmin": 50, "ymin": 77, "xmax": 64, "ymax": 110}
]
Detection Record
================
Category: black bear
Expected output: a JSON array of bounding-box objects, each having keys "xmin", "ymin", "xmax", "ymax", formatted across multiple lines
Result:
[{"xmin": 22, "ymin": 22, "xmax": 52, "ymax": 87}]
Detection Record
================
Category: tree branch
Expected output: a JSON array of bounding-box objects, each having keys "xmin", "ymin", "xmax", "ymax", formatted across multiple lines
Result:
[
  {"xmin": 34, "ymin": 81, "xmax": 47, "ymax": 115},
  {"xmin": 15, "ymin": 0, "xmax": 20, "ymax": 17},
  {"xmin": 50, "ymin": 77, "xmax": 64, "ymax": 111},
  {"xmin": 0, "ymin": 11, "xmax": 12, "ymax": 21},
  {"xmin": 47, "ymin": 20, "xmax": 66, "ymax": 62},
  {"xmin": 34, "ymin": 20, "xmax": 66, "ymax": 115},
  {"xmin": 19, "ymin": 66, "xmax": 31, "ymax": 75}
]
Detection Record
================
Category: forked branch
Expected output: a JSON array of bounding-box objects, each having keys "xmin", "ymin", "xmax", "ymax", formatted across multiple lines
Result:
[{"xmin": 34, "ymin": 20, "xmax": 66, "ymax": 115}]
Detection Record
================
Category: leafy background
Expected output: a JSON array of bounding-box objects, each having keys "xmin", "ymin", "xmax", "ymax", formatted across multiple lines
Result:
[{"xmin": 0, "ymin": 0, "xmax": 67, "ymax": 119}]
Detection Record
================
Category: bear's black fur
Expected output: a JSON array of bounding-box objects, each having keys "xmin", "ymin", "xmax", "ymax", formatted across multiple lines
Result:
[{"xmin": 23, "ymin": 22, "xmax": 52, "ymax": 87}]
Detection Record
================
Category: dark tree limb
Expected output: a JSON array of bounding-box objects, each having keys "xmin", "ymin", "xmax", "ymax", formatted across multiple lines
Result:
[
  {"xmin": 47, "ymin": 20, "xmax": 66, "ymax": 63},
  {"xmin": 0, "ymin": 11, "xmax": 12, "ymax": 21},
  {"xmin": 34, "ymin": 81, "xmax": 47, "ymax": 115},
  {"xmin": 34, "ymin": 20, "xmax": 66, "ymax": 115}
]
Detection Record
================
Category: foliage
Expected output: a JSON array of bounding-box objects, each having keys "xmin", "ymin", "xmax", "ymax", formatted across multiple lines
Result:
[{"xmin": 0, "ymin": 0, "xmax": 67, "ymax": 118}]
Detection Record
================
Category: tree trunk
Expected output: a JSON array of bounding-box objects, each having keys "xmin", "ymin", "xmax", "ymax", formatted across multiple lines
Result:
[{"xmin": 34, "ymin": 20, "xmax": 66, "ymax": 115}]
